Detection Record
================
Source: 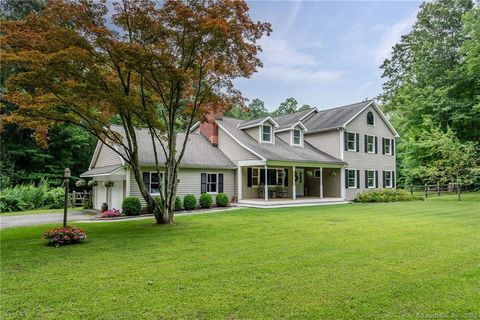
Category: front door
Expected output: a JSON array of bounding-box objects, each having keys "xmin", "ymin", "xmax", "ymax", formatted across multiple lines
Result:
[{"xmin": 295, "ymin": 169, "xmax": 304, "ymax": 197}]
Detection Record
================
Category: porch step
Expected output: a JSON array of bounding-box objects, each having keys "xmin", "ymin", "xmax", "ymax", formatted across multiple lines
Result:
[{"xmin": 235, "ymin": 198, "xmax": 350, "ymax": 209}]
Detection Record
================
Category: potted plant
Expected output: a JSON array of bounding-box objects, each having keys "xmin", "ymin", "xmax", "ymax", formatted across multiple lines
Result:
[{"xmin": 104, "ymin": 180, "xmax": 114, "ymax": 188}]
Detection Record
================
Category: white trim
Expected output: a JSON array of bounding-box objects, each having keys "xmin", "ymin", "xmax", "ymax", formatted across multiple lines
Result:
[
  {"xmin": 88, "ymin": 141, "xmax": 102, "ymax": 169},
  {"xmin": 346, "ymin": 168, "xmax": 358, "ymax": 189},
  {"xmin": 143, "ymin": 171, "xmax": 165, "ymax": 195},
  {"xmin": 81, "ymin": 166, "xmax": 125, "ymax": 178},
  {"xmin": 366, "ymin": 170, "xmax": 377, "ymax": 189},
  {"xmin": 366, "ymin": 111, "xmax": 375, "ymax": 126},
  {"xmin": 343, "ymin": 101, "xmax": 400, "ymax": 138},
  {"xmin": 237, "ymin": 116, "xmax": 279, "ymax": 129},
  {"xmin": 189, "ymin": 121, "xmax": 200, "ymax": 132},
  {"xmin": 260, "ymin": 123, "xmax": 274, "ymax": 144},
  {"xmin": 346, "ymin": 131, "xmax": 357, "ymax": 152},
  {"xmin": 237, "ymin": 167, "xmax": 242, "ymax": 200},
  {"xmin": 238, "ymin": 160, "xmax": 266, "ymax": 166},
  {"xmin": 319, "ymin": 167, "xmax": 323, "ymax": 199},
  {"xmin": 264, "ymin": 165, "xmax": 268, "ymax": 201},
  {"xmin": 125, "ymin": 166, "xmax": 131, "ymax": 196},
  {"xmin": 384, "ymin": 170, "xmax": 393, "ymax": 188},
  {"xmin": 274, "ymin": 121, "xmax": 308, "ymax": 133},
  {"xmin": 291, "ymin": 128, "xmax": 303, "ymax": 147},
  {"xmin": 217, "ymin": 123, "xmax": 267, "ymax": 161},
  {"xmin": 205, "ymin": 172, "xmax": 220, "ymax": 194},
  {"xmin": 384, "ymin": 138, "xmax": 393, "ymax": 155},
  {"xmin": 292, "ymin": 166, "xmax": 296, "ymax": 200},
  {"xmin": 340, "ymin": 166, "xmax": 346, "ymax": 199},
  {"xmin": 299, "ymin": 108, "xmax": 318, "ymax": 121},
  {"xmin": 366, "ymin": 135, "xmax": 375, "ymax": 154}
]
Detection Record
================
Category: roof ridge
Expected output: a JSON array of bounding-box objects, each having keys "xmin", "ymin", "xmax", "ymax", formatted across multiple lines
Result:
[{"xmin": 315, "ymin": 100, "xmax": 373, "ymax": 113}]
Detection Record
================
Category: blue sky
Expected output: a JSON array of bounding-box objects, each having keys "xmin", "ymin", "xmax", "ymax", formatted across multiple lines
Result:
[{"xmin": 234, "ymin": 1, "xmax": 422, "ymax": 111}]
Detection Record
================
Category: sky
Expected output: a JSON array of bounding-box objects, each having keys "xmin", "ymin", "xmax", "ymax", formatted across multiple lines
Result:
[{"xmin": 234, "ymin": 1, "xmax": 422, "ymax": 111}]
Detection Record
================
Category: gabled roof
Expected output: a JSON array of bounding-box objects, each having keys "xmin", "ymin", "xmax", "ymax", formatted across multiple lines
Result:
[
  {"xmin": 237, "ymin": 116, "xmax": 279, "ymax": 129},
  {"xmin": 218, "ymin": 117, "xmax": 344, "ymax": 164},
  {"xmin": 81, "ymin": 164, "xmax": 124, "ymax": 177},
  {"xmin": 275, "ymin": 121, "xmax": 308, "ymax": 133}
]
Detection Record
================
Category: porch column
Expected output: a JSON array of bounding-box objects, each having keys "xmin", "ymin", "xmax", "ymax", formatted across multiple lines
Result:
[
  {"xmin": 237, "ymin": 166, "xmax": 242, "ymax": 200},
  {"xmin": 340, "ymin": 166, "xmax": 346, "ymax": 199},
  {"xmin": 292, "ymin": 166, "xmax": 296, "ymax": 200},
  {"xmin": 319, "ymin": 167, "xmax": 323, "ymax": 199},
  {"xmin": 264, "ymin": 165, "xmax": 268, "ymax": 201}
]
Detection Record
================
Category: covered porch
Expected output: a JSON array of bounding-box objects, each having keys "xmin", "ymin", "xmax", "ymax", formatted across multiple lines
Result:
[{"xmin": 236, "ymin": 160, "xmax": 346, "ymax": 204}]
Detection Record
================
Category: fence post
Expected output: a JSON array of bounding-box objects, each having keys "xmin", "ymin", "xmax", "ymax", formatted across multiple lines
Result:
[
  {"xmin": 437, "ymin": 182, "xmax": 440, "ymax": 196},
  {"xmin": 425, "ymin": 184, "xmax": 428, "ymax": 198}
]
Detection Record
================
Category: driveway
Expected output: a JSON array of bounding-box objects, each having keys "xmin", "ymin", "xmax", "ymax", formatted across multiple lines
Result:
[{"xmin": 0, "ymin": 211, "xmax": 97, "ymax": 229}]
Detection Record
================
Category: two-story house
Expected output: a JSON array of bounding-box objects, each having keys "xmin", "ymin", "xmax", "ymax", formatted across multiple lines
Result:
[{"xmin": 81, "ymin": 100, "xmax": 399, "ymax": 209}]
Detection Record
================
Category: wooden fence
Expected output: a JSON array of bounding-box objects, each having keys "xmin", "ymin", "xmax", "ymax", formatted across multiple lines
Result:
[
  {"xmin": 70, "ymin": 191, "xmax": 91, "ymax": 207},
  {"xmin": 398, "ymin": 183, "xmax": 476, "ymax": 198}
]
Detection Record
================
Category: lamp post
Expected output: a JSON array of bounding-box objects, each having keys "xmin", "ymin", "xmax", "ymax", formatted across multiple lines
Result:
[{"xmin": 63, "ymin": 168, "xmax": 71, "ymax": 227}]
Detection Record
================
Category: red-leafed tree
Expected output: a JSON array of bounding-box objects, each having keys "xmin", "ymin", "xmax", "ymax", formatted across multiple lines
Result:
[{"xmin": 1, "ymin": 0, "xmax": 271, "ymax": 224}]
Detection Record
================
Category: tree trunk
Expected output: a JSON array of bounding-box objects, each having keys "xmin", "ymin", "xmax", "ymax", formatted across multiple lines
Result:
[{"xmin": 457, "ymin": 183, "xmax": 461, "ymax": 201}]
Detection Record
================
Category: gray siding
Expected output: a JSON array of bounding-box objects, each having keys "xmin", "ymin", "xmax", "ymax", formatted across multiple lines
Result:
[
  {"xmin": 244, "ymin": 127, "xmax": 259, "ymax": 141},
  {"xmin": 217, "ymin": 127, "xmax": 259, "ymax": 164},
  {"xmin": 343, "ymin": 105, "xmax": 396, "ymax": 200},
  {"xmin": 275, "ymin": 131, "xmax": 290, "ymax": 145},
  {"xmin": 130, "ymin": 167, "xmax": 235, "ymax": 207},
  {"xmin": 304, "ymin": 130, "xmax": 341, "ymax": 159},
  {"xmin": 93, "ymin": 143, "xmax": 122, "ymax": 168}
]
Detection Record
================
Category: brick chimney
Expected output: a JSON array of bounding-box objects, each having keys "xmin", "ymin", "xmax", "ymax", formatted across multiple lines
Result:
[{"xmin": 199, "ymin": 109, "xmax": 223, "ymax": 147}]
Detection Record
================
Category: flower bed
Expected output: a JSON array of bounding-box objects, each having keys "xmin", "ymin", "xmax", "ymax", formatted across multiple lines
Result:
[
  {"xmin": 42, "ymin": 226, "xmax": 87, "ymax": 247},
  {"xmin": 100, "ymin": 209, "xmax": 121, "ymax": 218}
]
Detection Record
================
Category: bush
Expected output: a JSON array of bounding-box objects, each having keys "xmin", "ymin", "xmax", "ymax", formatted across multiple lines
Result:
[
  {"xmin": 0, "ymin": 180, "xmax": 55, "ymax": 212},
  {"xmin": 199, "ymin": 193, "xmax": 212, "ymax": 208},
  {"xmin": 0, "ymin": 195, "xmax": 23, "ymax": 212},
  {"xmin": 183, "ymin": 194, "xmax": 197, "ymax": 210},
  {"xmin": 100, "ymin": 209, "xmax": 121, "ymax": 218},
  {"xmin": 45, "ymin": 188, "xmax": 65, "ymax": 209},
  {"xmin": 354, "ymin": 189, "xmax": 423, "ymax": 203},
  {"xmin": 174, "ymin": 196, "xmax": 183, "ymax": 211},
  {"xmin": 42, "ymin": 226, "xmax": 87, "ymax": 247},
  {"xmin": 122, "ymin": 196, "xmax": 141, "ymax": 216},
  {"xmin": 215, "ymin": 193, "xmax": 229, "ymax": 207}
]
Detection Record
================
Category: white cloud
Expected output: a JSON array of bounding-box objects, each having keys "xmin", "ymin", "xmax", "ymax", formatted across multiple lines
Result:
[
  {"xmin": 256, "ymin": 37, "xmax": 345, "ymax": 83},
  {"xmin": 374, "ymin": 10, "xmax": 418, "ymax": 64}
]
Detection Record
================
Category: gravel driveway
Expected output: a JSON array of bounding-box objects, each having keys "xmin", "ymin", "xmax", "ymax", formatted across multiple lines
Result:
[{"xmin": 0, "ymin": 211, "xmax": 97, "ymax": 229}]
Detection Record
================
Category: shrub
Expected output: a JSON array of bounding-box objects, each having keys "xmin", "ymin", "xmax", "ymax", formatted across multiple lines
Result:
[
  {"xmin": 199, "ymin": 193, "xmax": 212, "ymax": 208},
  {"xmin": 183, "ymin": 194, "xmax": 197, "ymax": 210},
  {"xmin": 100, "ymin": 209, "xmax": 121, "ymax": 218},
  {"xmin": 45, "ymin": 188, "xmax": 65, "ymax": 209},
  {"xmin": 122, "ymin": 196, "xmax": 141, "ymax": 216},
  {"xmin": 87, "ymin": 180, "xmax": 97, "ymax": 188},
  {"xmin": 42, "ymin": 226, "xmax": 87, "ymax": 247},
  {"xmin": 174, "ymin": 196, "xmax": 183, "ymax": 211},
  {"xmin": 354, "ymin": 189, "xmax": 423, "ymax": 203},
  {"xmin": 0, "ymin": 195, "xmax": 23, "ymax": 212},
  {"xmin": 215, "ymin": 193, "xmax": 229, "ymax": 207}
]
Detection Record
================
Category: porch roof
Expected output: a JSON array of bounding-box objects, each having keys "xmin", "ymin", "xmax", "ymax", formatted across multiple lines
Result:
[
  {"xmin": 80, "ymin": 164, "xmax": 124, "ymax": 177},
  {"xmin": 218, "ymin": 117, "xmax": 345, "ymax": 165}
]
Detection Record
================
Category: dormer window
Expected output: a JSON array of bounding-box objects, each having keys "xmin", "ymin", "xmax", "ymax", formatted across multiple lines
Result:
[
  {"xmin": 292, "ymin": 129, "xmax": 302, "ymax": 146},
  {"xmin": 367, "ymin": 111, "xmax": 375, "ymax": 126},
  {"xmin": 262, "ymin": 124, "xmax": 272, "ymax": 143}
]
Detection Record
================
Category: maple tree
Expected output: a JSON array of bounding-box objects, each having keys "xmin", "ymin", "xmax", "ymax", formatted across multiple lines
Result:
[{"xmin": 1, "ymin": 0, "xmax": 271, "ymax": 224}]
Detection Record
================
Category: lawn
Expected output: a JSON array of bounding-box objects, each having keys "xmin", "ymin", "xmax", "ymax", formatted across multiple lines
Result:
[
  {"xmin": 1, "ymin": 194, "xmax": 479, "ymax": 319},
  {"xmin": 0, "ymin": 207, "xmax": 84, "ymax": 217}
]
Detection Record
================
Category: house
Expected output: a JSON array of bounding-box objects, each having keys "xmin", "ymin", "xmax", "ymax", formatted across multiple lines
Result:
[{"xmin": 81, "ymin": 100, "xmax": 399, "ymax": 209}]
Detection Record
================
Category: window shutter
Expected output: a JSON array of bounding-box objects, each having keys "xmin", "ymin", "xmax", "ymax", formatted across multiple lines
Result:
[
  {"xmin": 383, "ymin": 171, "xmax": 386, "ymax": 188},
  {"xmin": 382, "ymin": 138, "xmax": 385, "ymax": 155},
  {"xmin": 218, "ymin": 173, "xmax": 224, "ymax": 193},
  {"xmin": 364, "ymin": 135, "xmax": 367, "ymax": 153},
  {"xmin": 392, "ymin": 171, "xmax": 396, "ymax": 188},
  {"xmin": 260, "ymin": 168, "xmax": 265, "ymax": 185},
  {"xmin": 365, "ymin": 170, "xmax": 368, "ymax": 188},
  {"xmin": 344, "ymin": 132, "xmax": 348, "ymax": 151},
  {"xmin": 375, "ymin": 136, "xmax": 378, "ymax": 154},
  {"xmin": 201, "ymin": 173, "xmax": 207, "ymax": 193},
  {"xmin": 345, "ymin": 169, "xmax": 349, "ymax": 188},
  {"xmin": 375, "ymin": 171, "xmax": 378, "ymax": 188},
  {"xmin": 143, "ymin": 172, "xmax": 150, "ymax": 192},
  {"xmin": 247, "ymin": 168, "xmax": 252, "ymax": 187},
  {"xmin": 356, "ymin": 170, "xmax": 360, "ymax": 189},
  {"xmin": 356, "ymin": 133, "xmax": 360, "ymax": 152},
  {"xmin": 284, "ymin": 169, "xmax": 288, "ymax": 186},
  {"xmin": 391, "ymin": 139, "xmax": 395, "ymax": 156}
]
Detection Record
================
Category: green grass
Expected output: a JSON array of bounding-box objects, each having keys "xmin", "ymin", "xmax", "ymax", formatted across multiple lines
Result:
[
  {"xmin": 0, "ymin": 207, "xmax": 84, "ymax": 216},
  {"xmin": 1, "ymin": 194, "xmax": 479, "ymax": 319}
]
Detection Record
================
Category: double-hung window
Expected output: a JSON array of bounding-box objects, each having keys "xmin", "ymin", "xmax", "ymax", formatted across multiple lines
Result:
[
  {"xmin": 366, "ymin": 135, "xmax": 375, "ymax": 153},
  {"xmin": 252, "ymin": 168, "xmax": 259, "ymax": 186},
  {"xmin": 201, "ymin": 173, "xmax": 223, "ymax": 194},
  {"xmin": 347, "ymin": 132, "xmax": 356, "ymax": 151},
  {"xmin": 384, "ymin": 139, "xmax": 391, "ymax": 155},
  {"xmin": 293, "ymin": 129, "xmax": 301, "ymax": 146},
  {"xmin": 262, "ymin": 125, "xmax": 272, "ymax": 143},
  {"xmin": 207, "ymin": 173, "xmax": 217, "ymax": 193},
  {"xmin": 143, "ymin": 171, "xmax": 163, "ymax": 194},
  {"xmin": 367, "ymin": 170, "xmax": 376, "ymax": 188},
  {"xmin": 347, "ymin": 170, "xmax": 357, "ymax": 188},
  {"xmin": 384, "ymin": 171, "xmax": 393, "ymax": 188}
]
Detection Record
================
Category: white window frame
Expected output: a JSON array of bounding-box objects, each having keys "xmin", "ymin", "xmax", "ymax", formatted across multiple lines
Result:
[
  {"xmin": 292, "ymin": 128, "xmax": 302, "ymax": 146},
  {"xmin": 206, "ymin": 173, "xmax": 219, "ymax": 194},
  {"xmin": 367, "ymin": 111, "xmax": 375, "ymax": 126},
  {"xmin": 384, "ymin": 138, "xmax": 392, "ymax": 155},
  {"xmin": 144, "ymin": 171, "xmax": 164, "ymax": 195},
  {"xmin": 261, "ymin": 124, "xmax": 272, "ymax": 143},
  {"xmin": 366, "ymin": 135, "xmax": 375, "ymax": 153},
  {"xmin": 347, "ymin": 169, "xmax": 357, "ymax": 189},
  {"xmin": 367, "ymin": 170, "xmax": 376, "ymax": 189},
  {"xmin": 251, "ymin": 167, "xmax": 285, "ymax": 188},
  {"xmin": 347, "ymin": 132, "xmax": 356, "ymax": 151},
  {"xmin": 384, "ymin": 170, "xmax": 393, "ymax": 188}
]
